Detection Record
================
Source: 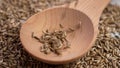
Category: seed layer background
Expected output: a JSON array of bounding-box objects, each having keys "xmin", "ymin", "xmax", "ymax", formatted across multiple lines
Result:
[{"xmin": 0, "ymin": 0, "xmax": 120, "ymax": 68}]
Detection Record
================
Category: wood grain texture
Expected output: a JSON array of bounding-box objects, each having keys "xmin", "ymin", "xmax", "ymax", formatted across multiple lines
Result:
[
  {"xmin": 60, "ymin": 0, "xmax": 110, "ymax": 30},
  {"xmin": 20, "ymin": 0, "xmax": 110, "ymax": 64}
]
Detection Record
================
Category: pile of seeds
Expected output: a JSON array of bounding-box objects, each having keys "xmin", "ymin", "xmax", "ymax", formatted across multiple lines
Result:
[
  {"xmin": 0, "ymin": 0, "xmax": 120, "ymax": 68},
  {"xmin": 32, "ymin": 23, "xmax": 79, "ymax": 55},
  {"xmin": 32, "ymin": 29, "xmax": 70, "ymax": 55}
]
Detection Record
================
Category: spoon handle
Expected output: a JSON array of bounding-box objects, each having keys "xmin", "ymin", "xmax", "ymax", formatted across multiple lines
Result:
[
  {"xmin": 56, "ymin": 0, "xmax": 110, "ymax": 26},
  {"xmin": 74, "ymin": 0, "xmax": 110, "ymax": 26}
]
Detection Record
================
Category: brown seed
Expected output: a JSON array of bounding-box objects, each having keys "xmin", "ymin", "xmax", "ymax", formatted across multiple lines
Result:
[
  {"xmin": 54, "ymin": 50, "xmax": 61, "ymax": 55},
  {"xmin": 59, "ymin": 24, "xmax": 64, "ymax": 28},
  {"xmin": 31, "ymin": 32, "xmax": 34, "ymax": 38},
  {"xmin": 33, "ymin": 36, "xmax": 40, "ymax": 42},
  {"xmin": 33, "ymin": 28, "xmax": 70, "ymax": 55},
  {"xmin": 1, "ymin": 0, "xmax": 120, "ymax": 67},
  {"xmin": 74, "ymin": 0, "xmax": 78, "ymax": 7}
]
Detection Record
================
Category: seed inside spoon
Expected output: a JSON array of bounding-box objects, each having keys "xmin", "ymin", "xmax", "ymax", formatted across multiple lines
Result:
[{"xmin": 32, "ymin": 23, "xmax": 81, "ymax": 55}]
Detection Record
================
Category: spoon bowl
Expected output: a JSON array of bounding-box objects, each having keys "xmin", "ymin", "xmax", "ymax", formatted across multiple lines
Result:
[{"xmin": 20, "ymin": 7, "xmax": 94, "ymax": 64}]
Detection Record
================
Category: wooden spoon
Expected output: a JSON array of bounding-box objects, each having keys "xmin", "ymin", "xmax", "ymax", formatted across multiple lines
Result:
[{"xmin": 20, "ymin": 0, "xmax": 110, "ymax": 64}]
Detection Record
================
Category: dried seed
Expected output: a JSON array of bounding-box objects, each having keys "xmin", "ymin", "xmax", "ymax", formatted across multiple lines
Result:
[
  {"xmin": 68, "ymin": 28, "xmax": 75, "ymax": 32},
  {"xmin": 46, "ymin": 29, "xmax": 49, "ymax": 33},
  {"xmin": 74, "ymin": 0, "xmax": 78, "ymax": 7},
  {"xmin": 33, "ymin": 36, "xmax": 40, "ymax": 41},
  {"xmin": 31, "ymin": 32, "xmax": 34, "ymax": 38},
  {"xmin": 59, "ymin": 24, "xmax": 64, "ymax": 28},
  {"xmin": 1, "ymin": 0, "xmax": 120, "ymax": 67},
  {"xmin": 33, "ymin": 28, "xmax": 70, "ymax": 55},
  {"xmin": 54, "ymin": 50, "xmax": 61, "ymax": 55}
]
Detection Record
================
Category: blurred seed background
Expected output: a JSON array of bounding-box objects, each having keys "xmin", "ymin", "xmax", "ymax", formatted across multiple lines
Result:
[{"xmin": 0, "ymin": 0, "xmax": 120, "ymax": 68}]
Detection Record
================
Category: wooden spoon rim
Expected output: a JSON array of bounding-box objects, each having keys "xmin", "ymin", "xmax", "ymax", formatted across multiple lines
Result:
[{"xmin": 20, "ymin": 7, "xmax": 96, "ymax": 64}]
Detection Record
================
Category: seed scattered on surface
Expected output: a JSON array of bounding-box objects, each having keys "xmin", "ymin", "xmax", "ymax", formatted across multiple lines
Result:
[
  {"xmin": 32, "ymin": 29, "xmax": 70, "ymax": 55},
  {"xmin": 0, "ymin": 0, "xmax": 120, "ymax": 67},
  {"xmin": 68, "ymin": 28, "xmax": 75, "ymax": 32},
  {"xmin": 32, "ymin": 22, "xmax": 80, "ymax": 55},
  {"xmin": 59, "ymin": 24, "xmax": 64, "ymax": 28}
]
